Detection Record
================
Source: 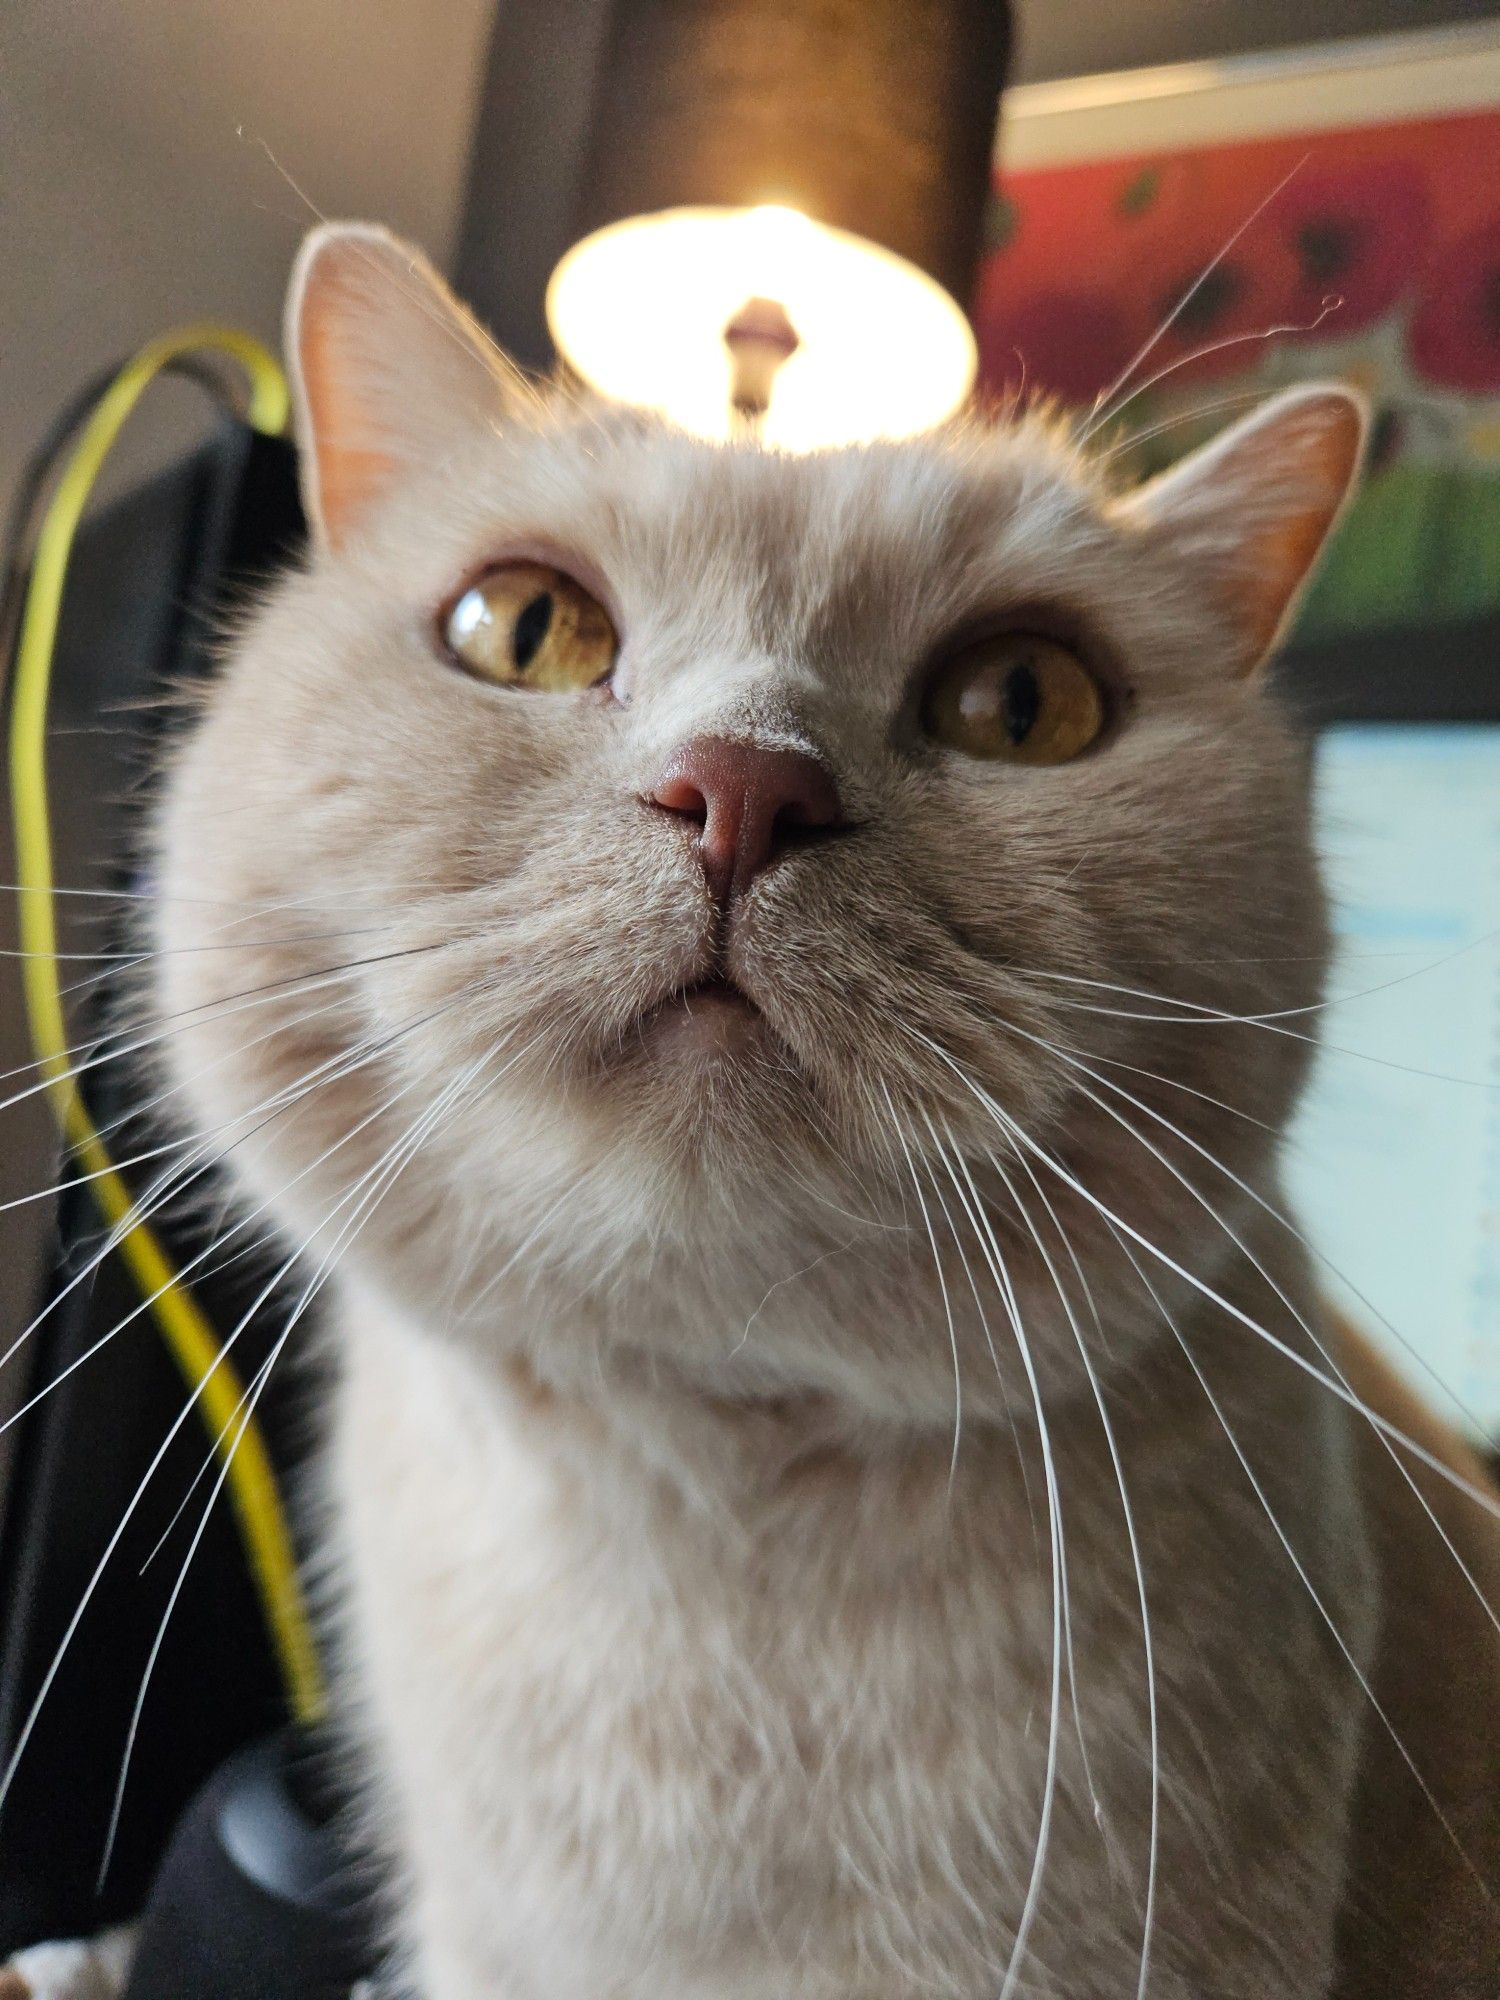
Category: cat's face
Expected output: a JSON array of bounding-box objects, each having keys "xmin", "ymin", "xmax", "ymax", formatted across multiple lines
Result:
[{"xmin": 151, "ymin": 228, "xmax": 1362, "ymax": 1408}]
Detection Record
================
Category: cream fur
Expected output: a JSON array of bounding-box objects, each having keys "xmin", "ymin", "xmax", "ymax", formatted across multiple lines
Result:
[{"xmin": 144, "ymin": 227, "xmax": 1496, "ymax": 1997}]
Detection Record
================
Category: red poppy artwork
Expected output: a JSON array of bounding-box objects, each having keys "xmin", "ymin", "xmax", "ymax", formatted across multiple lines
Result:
[
  {"xmin": 1273, "ymin": 160, "xmax": 1432, "ymax": 338},
  {"xmin": 975, "ymin": 44, "xmax": 1500, "ymax": 637},
  {"xmin": 1408, "ymin": 215, "xmax": 1500, "ymax": 393}
]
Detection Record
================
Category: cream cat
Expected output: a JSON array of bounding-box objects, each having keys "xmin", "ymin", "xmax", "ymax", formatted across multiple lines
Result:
[{"xmin": 149, "ymin": 225, "xmax": 1499, "ymax": 1998}]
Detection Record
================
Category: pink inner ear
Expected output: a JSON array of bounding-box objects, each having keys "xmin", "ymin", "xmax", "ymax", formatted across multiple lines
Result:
[
  {"xmin": 299, "ymin": 303, "xmax": 398, "ymax": 551},
  {"xmin": 1226, "ymin": 396, "xmax": 1365, "ymax": 666}
]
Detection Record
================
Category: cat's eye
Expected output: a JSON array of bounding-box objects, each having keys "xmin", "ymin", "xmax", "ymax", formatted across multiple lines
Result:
[
  {"xmin": 442, "ymin": 562, "xmax": 617, "ymax": 691},
  {"xmin": 922, "ymin": 632, "xmax": 1106, "ymax": 765}
]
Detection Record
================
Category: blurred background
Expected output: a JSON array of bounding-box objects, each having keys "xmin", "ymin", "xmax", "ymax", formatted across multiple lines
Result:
[{"xmin": 2, "ymin": 0, "xmax": 1494, "ymax": 517}]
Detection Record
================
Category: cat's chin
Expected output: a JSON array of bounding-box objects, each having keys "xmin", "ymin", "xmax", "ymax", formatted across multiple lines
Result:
[{"xmin": 560, "ymin": 970, "xmax": 830, "ymax": 1177}]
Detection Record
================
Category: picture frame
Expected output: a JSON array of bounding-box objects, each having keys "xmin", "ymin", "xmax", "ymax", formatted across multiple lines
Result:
[{"xmin": 977, "ymin": 23, "xmax": 1500, "ymax": 719}]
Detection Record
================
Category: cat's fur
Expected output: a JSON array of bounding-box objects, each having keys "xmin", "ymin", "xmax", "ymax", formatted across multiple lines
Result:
[{"xmin": 148, "ymin": 226, "xmax": 1499, "ymax": 1997}]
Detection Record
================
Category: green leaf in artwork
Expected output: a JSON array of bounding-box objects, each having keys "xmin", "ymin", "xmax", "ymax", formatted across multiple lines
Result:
[
  {"xmin": 1295, "ymin": 464, "xmax": 1500, "ymax": 637},
  {"xmin": 1117, "ymin": 166, "xmax": 1161, "ymax": 217}
]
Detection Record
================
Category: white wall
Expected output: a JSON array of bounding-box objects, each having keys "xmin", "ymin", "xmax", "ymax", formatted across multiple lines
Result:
[{"xmin": 0, "ymin": 0, "xmax": 495, "ymax": 510}]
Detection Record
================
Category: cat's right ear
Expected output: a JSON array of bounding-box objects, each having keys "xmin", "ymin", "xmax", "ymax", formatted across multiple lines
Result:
[
  {"xmin": 286, "ymin": 223, "xmax": 521, "ymax": 552},
  {"xmin": 1112, "ymin": 385, "xmax": 1366, "ymax": 674}
]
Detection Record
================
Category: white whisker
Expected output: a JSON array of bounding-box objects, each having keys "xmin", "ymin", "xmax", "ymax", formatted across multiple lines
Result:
[
  {"xmin": 99, "ymin": 1046, "xmax": 499, "ymax": 1876},
  {"xmin": 919, "ymin": 1111, "xmax": 1064, "ymax": 2000},
  {"xmin": 877, "ymin": 1078, "xmax": 963, "ymax": 1485},
  {"xmin": 911, "ymin": 1026, "xmax": 1500, "ymax": 1525},
  {"xmin": 986, "ymin": 1141, "xmax": 1159, "ymax": 2000}
]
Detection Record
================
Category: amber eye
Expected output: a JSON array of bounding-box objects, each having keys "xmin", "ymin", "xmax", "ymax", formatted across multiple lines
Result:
[
  {"xmin": 442, "ymin": 562, "xmax": 617, "ymax": 691},
  {"xmin": 922, "ymin": 632, "xmax": 1106, "ymax": 765}
]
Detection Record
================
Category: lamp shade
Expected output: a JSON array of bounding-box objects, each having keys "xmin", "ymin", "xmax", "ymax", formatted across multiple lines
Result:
[
  {"xmin": 545, "ymin": 0, "xmax": 1012, "ymax": 447},
  {"xmin": 573, "ymin": 0, "xmax": 1011, "ymax": 301}
]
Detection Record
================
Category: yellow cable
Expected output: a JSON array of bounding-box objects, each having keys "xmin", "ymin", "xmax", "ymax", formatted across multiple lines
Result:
[{"xmin": 9, "ymin": 326, "xmax": 325, "ymax": 1723}]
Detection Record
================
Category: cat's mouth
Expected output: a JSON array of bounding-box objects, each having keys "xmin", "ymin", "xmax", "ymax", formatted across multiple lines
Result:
[{"xmin": 636, "ymin": 974, "xmax": 765, "ymax": 1058}]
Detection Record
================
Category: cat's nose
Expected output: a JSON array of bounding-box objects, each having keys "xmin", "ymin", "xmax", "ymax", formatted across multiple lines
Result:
[{"xmin": 646, "ymin": 735, "xmax": 844, "ymax": 904}]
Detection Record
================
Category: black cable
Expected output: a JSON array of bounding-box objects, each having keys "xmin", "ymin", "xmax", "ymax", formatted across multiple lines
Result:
[{"xmin": 0, "ymin": 356, "xmax": 238, "ymax": 674}]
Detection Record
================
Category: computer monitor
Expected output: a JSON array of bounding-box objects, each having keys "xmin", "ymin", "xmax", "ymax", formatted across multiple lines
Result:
[{"xmin": 1286, "ymin": 721, "xmax": 1500, "ymax": 1442}]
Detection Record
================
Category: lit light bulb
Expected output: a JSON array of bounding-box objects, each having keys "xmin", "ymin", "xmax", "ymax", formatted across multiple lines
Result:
[{"xmin": 546, "ymin": 203, "xmax": 977, "ymax": 451}]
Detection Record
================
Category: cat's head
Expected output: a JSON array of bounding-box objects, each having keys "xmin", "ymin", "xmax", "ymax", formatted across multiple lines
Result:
[{"xmin": 151, "ymin": 225, "xmax": 1363, "ymax": 1409}]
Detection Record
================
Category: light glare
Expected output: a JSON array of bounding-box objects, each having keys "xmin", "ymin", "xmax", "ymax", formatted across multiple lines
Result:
[{"xmin": 547, "ymin": 204, "xmax": 978, "ymax": 450}]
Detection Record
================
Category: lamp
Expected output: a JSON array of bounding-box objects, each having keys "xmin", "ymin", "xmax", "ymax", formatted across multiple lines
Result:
[{"xmin": 539, "ymin": 0, "xmax": 1012, "ymax": 448}]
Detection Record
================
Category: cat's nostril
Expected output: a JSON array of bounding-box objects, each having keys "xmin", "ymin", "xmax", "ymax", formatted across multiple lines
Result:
[
  {"xmin": 649, "ymin": 773, "xmax": 711, "ymax": 825},
  {"xmin": 645, "ymin": 735, "xmax": 844, "ymax": 905}
]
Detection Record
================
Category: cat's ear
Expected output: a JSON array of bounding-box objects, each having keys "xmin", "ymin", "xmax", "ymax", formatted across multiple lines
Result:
[
  {"xmin": 286, "ymin": 222, "xmax": 521, "ymax": 552},
  {"xmin": 1114, "ymin": 385, "xmax": 1367, "ymax": 673}
]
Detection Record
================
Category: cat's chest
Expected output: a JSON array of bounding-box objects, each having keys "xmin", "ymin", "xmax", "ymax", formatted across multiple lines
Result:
[
  {"xmin": 328, "ymin": 1307, "xmax": 1360, "ymax": 1998},
  {"xmin": 334, "ymin": 1319, "xmax": 1059, "ymax": 1792},
  {"xmin": 331, "ymin": 1320, "xmax": 1092, "ymax": 1981}
]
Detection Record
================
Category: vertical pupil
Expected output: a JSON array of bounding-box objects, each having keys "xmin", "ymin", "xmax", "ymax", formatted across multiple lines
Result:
[
  {"xmin": 511, "ymin": 592, "xmax": 555, "ymax": 670},
  {"xmin": 1001, "ymin": 661, "xmax": 1040, "ymax": 743}
]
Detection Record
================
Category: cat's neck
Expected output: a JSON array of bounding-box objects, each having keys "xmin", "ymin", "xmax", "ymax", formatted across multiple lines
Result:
[{"xmin": 335, "ymin": 1187, "xmax": 1321, "ymax": 1495}]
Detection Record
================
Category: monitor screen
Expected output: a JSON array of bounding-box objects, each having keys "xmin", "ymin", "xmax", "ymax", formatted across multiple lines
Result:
[{"xmin": 1285, "ymin": 725, "xmax": 1500, "ymax": 1441}]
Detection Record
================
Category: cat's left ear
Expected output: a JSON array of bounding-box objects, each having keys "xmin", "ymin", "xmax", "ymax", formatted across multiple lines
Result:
[
  {"xmin": 286, "ymin": 222, "xmax": 524, "ymax": 552},
  {"xmin": 1113, "ymin": 385, "xmax": 1367, "ymax": 674}
]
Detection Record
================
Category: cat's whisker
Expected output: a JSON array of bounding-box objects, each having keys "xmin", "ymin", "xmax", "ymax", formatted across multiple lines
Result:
[
  {"xmin": 999, "ymin": 1013, "xmax": 1490, "ymax": 1443},
  {"xmin": 996, "ymin": 952, "xmax": 1500, "ymax": 1092},
  {"xmin": 928, "ymin": 1038, "xmax": 1489, "ymax": 1895},
  {"xmin": 1079, "ymin": 158, "xmax": 1310, "ymax": 437},
  {"xmin": 1013, "ymin": 1027, "xmax": 1500, "ymax": 1635},
  {"xmin": 1092, "ymin": 388, "xmax": 1275, "ymax": 469},
  {"xmin": 732, "ymin": 1231, "xmax": 865, "ymax": 1360},
  {"xmin": 15, "ymin": 887, "xmax": 511, "ymax": 1097},
  {"xmin": 1017, "ymin": 933, "xmax": 1500, "ymax": 1028},
  {"xmin": 0, "ymin": 973, "xmax": 340, "ymax": 1113},
  {"xmin": 423, "ymin": 1037, "xmax": 593, "ymax": 1316},
  {"xmin": 876, "ymin": 1078, "xmax": 963, "ymax": 1486},
  {"xmin": 0, "ymin": 989, "xmax": 365, "ymax": 1220},
  {"xmin": 1047, "ymin": 1041, "xmax": 1276, "ymax": 1134},
  {"xmin": 1080, "ymin": 299, "xmax": 1344, "ymax": 447},
  {"xmin": 51, "ymin": 875, "xmax": 519, "ymax": 1005},
  {"xmin": 143, "ymin": 1014, "xmax": 518, "ymax": 1574},
  {"xmin": 0, "ymin": 880, "xmax": 410, "ymax": 911},
  {"xmin": 20, "ymin": 907, "xmax": 401, "ymax": 970},
  {"xmin": 100, "ymin": 1046, "xmax": 500, "ymax": 1878},
  {"xmin": 896, "ymin": 1112, "xmax": 1041, "ymax": 1547},
  {"xmin": 921, "ymin": 1115, "xmax": 1064, "ymax": 2000},
  {"xmin": 86, "ymin": 987, "xmax": 363, "ymax": 1152},
  {"xmin": 49, "ymin": 920, "xmax": 403, "ymax": 1006},
  {"xmin": 1201, "ymin": 1123, "xmax": 1487, "ymax": 1455},
  {"xmin": 0, "ymin": 1042, "xmax": 469, "ymax": 1831},
  {"xmin": 756, "ymin": 1111, "xmax": 904, "ymax": 1237},
  {"xmin": 246, "ymin": 137, "xmax": 547, "ymax": 425},
  {"xmin": 0, "ymin": 987, "xmax": 483, "ymax": 1390},
  {"xmin": 0, "ymin": 1037, "xmax": 418, "ymax": 1427},
  {"xmin": 1043, "ymin": 995, "xmax": 1494, "ymax": 1091},
  {"xmin": 1105, "ymin": 1214, "xmax": 1487, "ymax": 1895},
  {"xmin": 984, "ymin": 1140, "xmax": 1160, "ymax": 2000},
  {"xmin": 911, "ymin": 1024, "xmax": 1500, "ymax": 1527},
  {"xmin": 923, "ymin": 1115, "xmax": 1098, "ymax": 1830},
  {"xmin": 0, "ymin": 933, "xmax": 462, "ymax": 1124}
]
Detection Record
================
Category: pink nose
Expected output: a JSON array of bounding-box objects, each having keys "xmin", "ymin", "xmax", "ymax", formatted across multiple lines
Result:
[{"xmin": 646, "ymin": 735, "xmax": 844, "ymax": 904}]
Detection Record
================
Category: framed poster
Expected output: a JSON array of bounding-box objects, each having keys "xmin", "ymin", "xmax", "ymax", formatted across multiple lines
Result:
[{"xmin": 979, "ymin": 25, "xmax": 1500, "ymax": 654}]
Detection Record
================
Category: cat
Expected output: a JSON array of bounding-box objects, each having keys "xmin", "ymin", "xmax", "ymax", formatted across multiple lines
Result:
[{"xmin": 146, "ymin": 223, "xmax": 1500, "ymax": 1999}]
